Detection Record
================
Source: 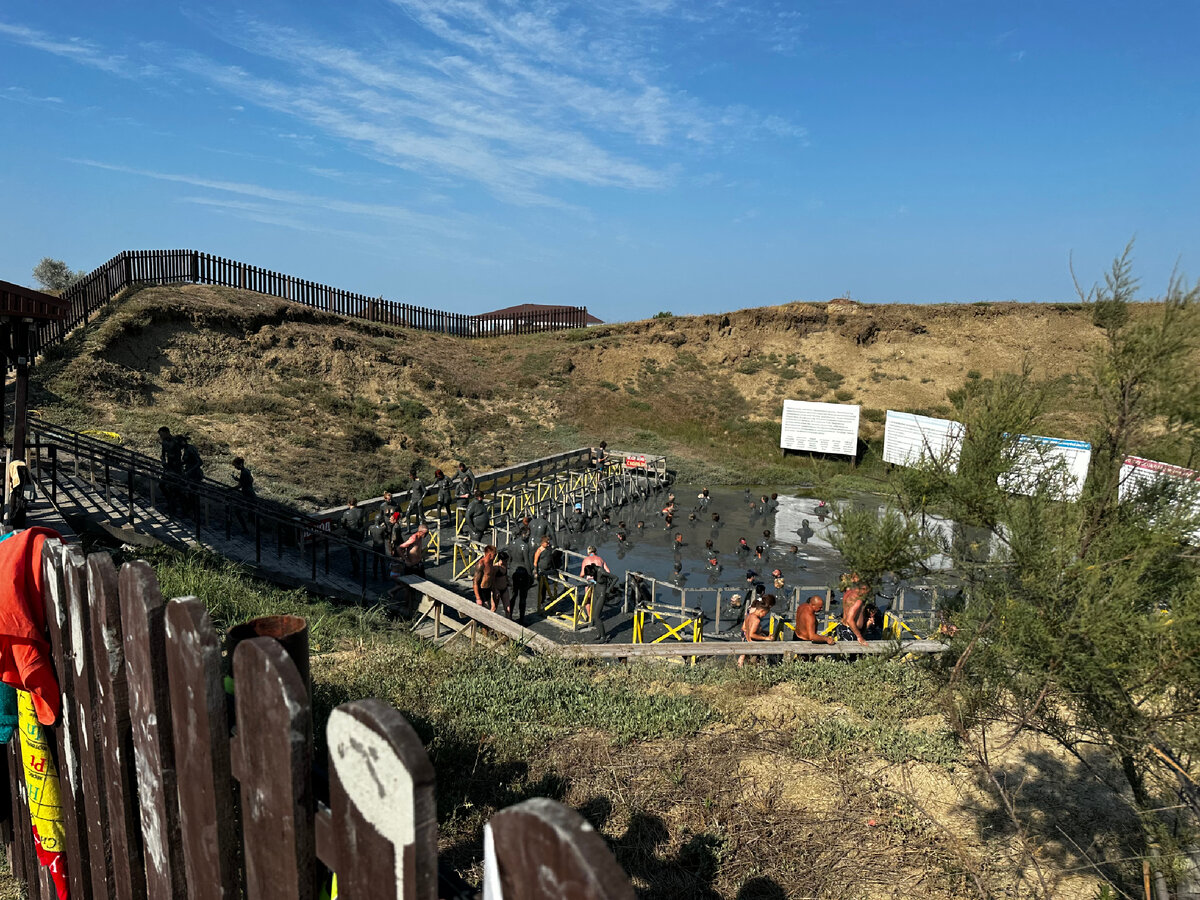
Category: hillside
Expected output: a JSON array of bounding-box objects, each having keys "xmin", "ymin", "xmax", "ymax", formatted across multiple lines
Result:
[{"xmin": 31, "ymin": 283, "xmax": 1124, "ymax": 507}]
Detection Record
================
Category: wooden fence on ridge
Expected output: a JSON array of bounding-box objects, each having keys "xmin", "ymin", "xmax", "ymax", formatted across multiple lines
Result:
[
  {"xmin": 28, "ymin": 249, "xmax": 590, "ymax": 359},
  {"xmin": 1, "ymin": 538, "xmax": 635, "ymax": 899}
]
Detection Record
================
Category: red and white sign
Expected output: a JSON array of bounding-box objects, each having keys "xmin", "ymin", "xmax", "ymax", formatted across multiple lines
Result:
[
  {"xmin": 624, "ymin": 454, "xmax": 647, "ymax": 469},
  {"xmin": 1120, "ymin": 455, "xmax": 1200, "ymax": 540}
]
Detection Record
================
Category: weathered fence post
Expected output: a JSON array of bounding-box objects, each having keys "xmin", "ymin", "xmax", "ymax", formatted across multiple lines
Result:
[
  {"xmin": 119, "ymin": 561, "xmax": 187, "ymax": 898},
  {"xmin": 164, "ymin": 598, "xmax": 240, "ymax": 900},
  {"xmin": 230, "ymin": 637, "xmax": 316, "ymax": 900},
  {"xmin": 483, "ymin": 798, "xmax": 635, "ymax": 900},
  {"xmin": 39, "ymin": 540, "xmax": 92, "ymax": 900},
  {"xmin": 61, "ymin": 545, "xmax": 115, "ymax": 899},
  {"xmin": 318, "ymin": 699, "xmax": 438, "ymax": 899},
  {"xmin": 87, "ymin": 552, "xmax": 148, "ymax": 900}
]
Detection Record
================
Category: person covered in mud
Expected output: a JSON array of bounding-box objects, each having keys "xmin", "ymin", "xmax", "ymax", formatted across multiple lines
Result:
[
  {"xmin": 709, "ymin": 512, "xmax": 723, "ymax": 542},
  {"xmin": 772, "ymin": 568, "xmax": 786, "ymax": 591},
  {"xmin": 432, "ymin": 469, "xmax": 454, "ymax": 521},
  {"xmin": 533, "ymin": 533, "xmax": 558, "ymax": 608},
  {"xmin": 768, "ymin": 493, "xmax": 780, "ymax": 512},
  {"xmin": 636, "ymin": 519, "xmax": 645, "ymax": 533},
  {"xmin": 529, "ymin": 506, "xmax": 554, "ymax": 546},
  {"xmin": 736, "ymin": 537, "xmax": 751, "ymax": 556},
  {"xmin": 797, "ymin": 519, "xmax": 815, "ymax": 545},
  {"xmin": 704, "ymin": 538, "xmax": 716, "ymax": 554},
  {"xmin": 157, "ymin": 426, "xmax": 185, "ymax": 512},
  {"xmin": 504, "ymin": 527, "xmax": 535, "ymax": 624},
  {"xmin": 738, "ymin": 594, "xmax": 776, "ymax": 667},
  {"xmin": 465, "ymin": 490, "xmax": 491, "ymax": 541},
  {"xmin": 453, "ymin": 462, "xmax": 475, "ymax": 506},
  {"xmin": 625, "ymin": 572, "xmax": 651, "ymax": 613},
  {"xmin": 794, "ymin": 595, "xmax": 835, "ymax": 644},
  {"xmin": 567, "ymin": 502, "xmax": 588, "ymax": 534},
  {"xmin": 379, "ymin": 490, "xmax": 399, "ymax": 521},
  {"xmin": 696, "ymin": 487, "xmax": 711, "ymax": 510},
  {"xmin": 340, "ymin": 497, "xmax": 367, "ymax": 575},
  {"xmin": 180, "ymin": 435, "xmax": 203, "ymax": 483},
  {"xmin": 836, "ymin": 572, "xmax": 870, "ymax": 645},
  {"xmin": 670, "ymin": 560, "xmax": 685, "ymax": 585},
  {"xmin": 759, "ymin": 495, "xmax": 770, "ymax": 514},
  {"xmin": 705, "ymin": 555, "xmax": 722, "ymax": 574},
  {"xmin": 366, "ymin": 511, "xmax": 390, "ymax": 578},
  {"xmin": 406, "ymin": 469, "xmax": 427, "ymax": 523},
  {"xmin": 815, "ymin": 499, "xmax": 829, "ymax": 522},
  {"xmin": 673, "ymin": 533, "xmax": 685, "ymax": 550}
]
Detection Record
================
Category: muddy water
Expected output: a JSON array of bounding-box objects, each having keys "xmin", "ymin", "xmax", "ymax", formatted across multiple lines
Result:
[{"xmin": 542, "ymin": 484, "xmax": 960, "ymax": 637}]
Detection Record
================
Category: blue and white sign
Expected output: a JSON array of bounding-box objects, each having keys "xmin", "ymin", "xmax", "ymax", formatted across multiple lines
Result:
[
  {"xmin": 882, "ymin": 411, "xmax": 964, "ymax": 472},
  {"xmin": 1000, "ymin": 435, "xmax": 1092, "ymax": 501}
]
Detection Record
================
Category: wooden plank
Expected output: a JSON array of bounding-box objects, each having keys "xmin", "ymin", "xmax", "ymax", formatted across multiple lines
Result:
[
  {"xmin": 164, "ymin": 598, "xmax": 239, "ymax": 900},
  {"xmin": 398, "ymin": 577, "xmax": 559, "ymax": 654},
  {"xmin": 119, "ymin": 561, "xmax": 187, "ymax": 899},
  {"xmin": 230, "ymin": 637, "xmax": 315, "ymax": 900},
  {"xmin": 483, "ymin": 798, "xmax": 634, "ymax": 900},
  {"xmin": 61, "ymin": 545, "xmax": 114, "ymax": 899},
  {"xmin": 555, "ymin": 639, "xmax": 951, "ymax": 659},
  {"xmin": 39, "ymin": 540, "xmax": 92, "ymax": 900},
  {"xmin": 318, "ymin": 700, "xmax": 437, "ymax": 900},
  {"xmin": 87, "ymin": 552, "xmax": 148, "ymax": 900}
]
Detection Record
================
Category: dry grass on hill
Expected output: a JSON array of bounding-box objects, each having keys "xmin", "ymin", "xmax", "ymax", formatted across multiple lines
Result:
[{"xmin": 30, "ymin": 283, "xmax": 1124, "ymax": 508}]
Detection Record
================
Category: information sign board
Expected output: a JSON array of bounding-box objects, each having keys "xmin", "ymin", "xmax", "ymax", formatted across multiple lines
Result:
[
  {"xmin": 999, "ymin": 435, "xmax": 1092, "ymax": 500},
  {"xmin": 624, "ymin": 454, "xmax": 647, "ymax": 469},
  {"xmin": 1119, "ymin": 456, "xmax": 1200, "ymax": 538},
  {"xmin": 882, "ymin": 411, "xmax": 964, "ymax": 471},
  {"xmin": 780, "ymin": 400, "xmax": 860, "ymax": 457}
]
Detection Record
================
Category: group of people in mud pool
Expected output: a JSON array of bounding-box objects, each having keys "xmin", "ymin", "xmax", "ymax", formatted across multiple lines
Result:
[{"xmin": 323, "ymin": 443, "xmax": 879, "ymax": 649}]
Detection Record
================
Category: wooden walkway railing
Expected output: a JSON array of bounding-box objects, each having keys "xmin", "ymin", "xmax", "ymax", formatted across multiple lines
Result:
[
  {"xmin": 28, "ymin": 248, "xmax": 590, "ymax": 360},
  {"xmin": 1, "ymin": 539, "xmax": 636, "ymax": 899}
]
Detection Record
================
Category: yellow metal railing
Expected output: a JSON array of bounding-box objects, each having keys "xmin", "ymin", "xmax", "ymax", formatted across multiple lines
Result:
[{"xmin": 632, "ymin": 605, "xmax": 703, "ymax": 645}]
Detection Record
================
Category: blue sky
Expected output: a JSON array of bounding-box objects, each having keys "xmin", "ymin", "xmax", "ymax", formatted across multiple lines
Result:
[{"xmin": 1, "ymin": 1, "xmax": 1196, "ymax": 321}]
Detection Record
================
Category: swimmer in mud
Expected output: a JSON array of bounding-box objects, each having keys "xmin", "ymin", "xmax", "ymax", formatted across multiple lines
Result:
[
  {"xmin": 797, "ymin": 519, "xmax": 814, "ymax": 545},
  {"xmin": 768, "ymin": 493, "xmax": 780, "ymax": 512},
  {"xmin": 673, "ymin": 533, "xmax": 685, "ymax": 550},
  {"xmin": 736, "ymin": 537, "xmax": 751, "ymax": 556},
  {"xmin": 704, "ymin": 538, "xmax": 715, "ymax": 553},
  {"xmin": 705, "ymin": 555, "xmax": 722, "ymax": 573}
]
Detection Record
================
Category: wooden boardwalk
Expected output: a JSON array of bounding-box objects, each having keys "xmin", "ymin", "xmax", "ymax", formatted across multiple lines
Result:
[{"xmin": 45, "ymin": 469, "xmax": 377, "ymax": 601}]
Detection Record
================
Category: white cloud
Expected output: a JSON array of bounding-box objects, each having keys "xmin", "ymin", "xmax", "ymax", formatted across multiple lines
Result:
[
  {"xmin": 6, "ymin": 5, "xmax": 806, "ymax": 208},
  {"xmin": 69, "ymin": 158, "xmax": 468, "ymax": 239},
  {"xmin": 0, "ymin": 21, "xmax": 128, "ymax": 75}
]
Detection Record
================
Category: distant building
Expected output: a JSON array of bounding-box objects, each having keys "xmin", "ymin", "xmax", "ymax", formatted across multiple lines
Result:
[{"xmin": 475, "ymin": 303, "xmax": 603, "ymax": 333}]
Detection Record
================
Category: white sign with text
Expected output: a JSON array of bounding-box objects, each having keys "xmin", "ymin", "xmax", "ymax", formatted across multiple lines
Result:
[
  {"xmin": 999, "ymin": 435, "xmax": 1092, "ymax": 501},
  {"xmin": 1119, "ymin": 456, "xmax": 1200, "ymax": 538},
  {"xmin": 882, "ymin": 411, "xmax": 964, "ymax": 472},
  {"xmin": 780, "ymin": 400, "xmax": 860, "ymax": 457}
]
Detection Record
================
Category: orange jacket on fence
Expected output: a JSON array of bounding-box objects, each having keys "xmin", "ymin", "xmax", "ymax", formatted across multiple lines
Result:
[{"xmin": 0, "ymin": 527, "xmax": 62, "ymax": 725}]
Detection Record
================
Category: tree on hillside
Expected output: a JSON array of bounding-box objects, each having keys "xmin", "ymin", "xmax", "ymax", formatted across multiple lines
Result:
[
  {"xmin": 834, "ymin": 250, "xmax": 1200, "ymax": 898},
  {"xmin": 32, "ymin": 257, "xmax": 85, "ymax": 293}
]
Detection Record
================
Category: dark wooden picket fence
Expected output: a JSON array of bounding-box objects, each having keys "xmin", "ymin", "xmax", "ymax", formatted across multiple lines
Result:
[
  {"xmin": 1, "ymin": 538, "xmax": 635, "ymax": 899},
  {"xmin": 28, "ymin": 249, "xmax": 590, "ymax": 358}
]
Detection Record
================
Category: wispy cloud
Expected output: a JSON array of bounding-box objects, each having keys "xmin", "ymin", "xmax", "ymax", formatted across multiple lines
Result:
[
  {"xmin": 0, "ymin": 21, "xmax": 128, "ymax": 75},
  {"xmin": 2, "ymin": 85, "xmax": 64, "ymax": 105},
  {"xmin": 69, "ymin": 158, "xmax": 468, "ymax": 239},
  {"xmin": 5, "ymin": 5, "xmax": 805, "ymax": 209}
]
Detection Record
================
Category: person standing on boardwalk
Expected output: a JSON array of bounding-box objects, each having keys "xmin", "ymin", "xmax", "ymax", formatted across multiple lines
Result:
[
  {"xmin": 158, "ymin": 426, "xmax": 184, "ymax": 513},
  {"xmin": 533, "ymin": 534, "xmax": 556, "ymax": 610},
  {"xmin": 406, "ymin": 470, "xmax": 427, "ymax": 524},
  {"xmin": 505, "ymin": 526, "xmax": 535, "ymax": 624},
  {"xmin": 465, "ymin": 490, "xmax": 491, "ymax": 542},
  {"xmin": 453, "ymin": 462, "xmax": 475, "ymax": 507},
  {"xmin": 432, "ymin": 469, "xmax": 453, "ymax": 521},
  {"xmin": 473, "ymin": 544, "xmax": 498, "ymax": 611},
  {"xmin": 341, "ymin": 498, "xmax": 366, "ymax": 576}
]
